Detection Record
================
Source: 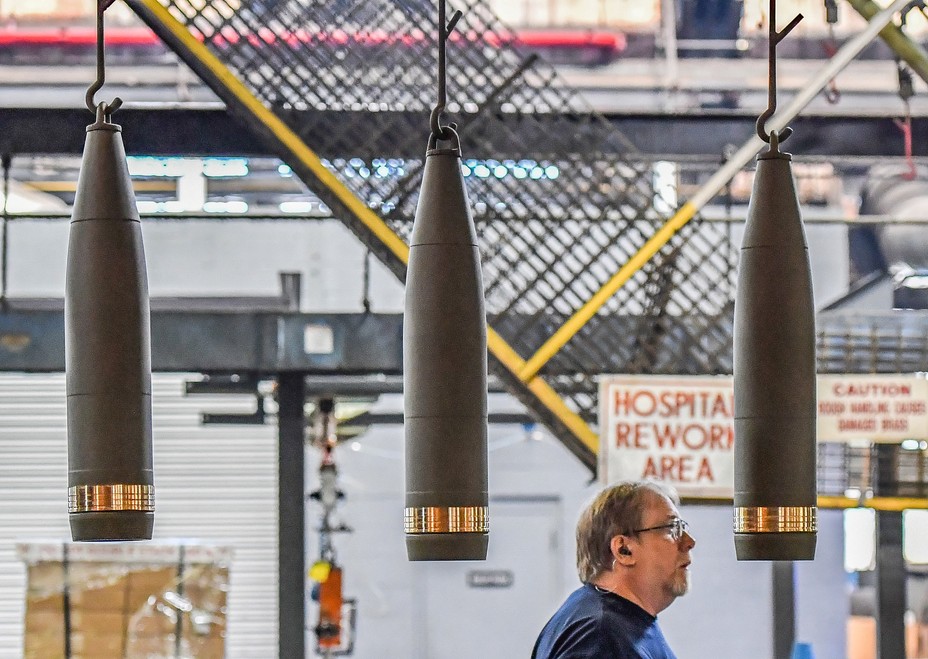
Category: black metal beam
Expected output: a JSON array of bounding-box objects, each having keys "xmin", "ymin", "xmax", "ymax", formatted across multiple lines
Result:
[
  {"xmin": 277, "ymin": 372, "xmax": 306, "ymax": 659},
  {"xmin": 771, "ymin": 561, "xmax": 796, "ymax": 659},
  {"xmin": 874, "ymin": 443, "xmax": 907, "ymax": 659},
  {"xmin": 302, "ymin": 374, "xmax": 514, "ymax": 396},
  {"xmin": 346, "ymin": 411, "xmax": 535, "ymax": 426},
  {"xmin": 0, "ymin": 301, "xmax": 403, "ymax": 374},
  {"xmin": 2, "ymin": 106, "xmax": 926, "ymax": 158},
  {"xmin": 874, "ymin": 510, "xmax": 906, "ymax": 659},
  {"xmin": 0, "ymin": 301, "xmax": 729, "ymax": 379},
  {"xmin": 0, "ymin": 107, "xmax": 266, "ymax": 157}
]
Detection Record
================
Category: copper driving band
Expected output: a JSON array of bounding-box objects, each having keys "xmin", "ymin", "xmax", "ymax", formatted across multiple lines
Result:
[
  {"xmin": 68, "ymin": 484, "xmax": 155, "ymax": 513},
  {"xmin": 733, "ymin": 506, "xmax": 816, "ymax": 533},
  {"xmin": 405, "ymin": 506, "xmax": 489, "ymax": 534}
]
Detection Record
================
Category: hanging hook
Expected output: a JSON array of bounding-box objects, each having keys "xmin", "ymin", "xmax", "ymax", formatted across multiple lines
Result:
[
  {"xmin": 822, "ymin": 0, "xmax": 840, "ymax": 104},
  {"xmin": 85, "ymin": 0, "xmax": 122, "ymax": 120},
  {"xmin": 756, "ymin": 0, "xmax": 803, "ymax": 145},
  {"xmin": 429, "ymin": 0, "xmax": 463, "ymax": 143}
]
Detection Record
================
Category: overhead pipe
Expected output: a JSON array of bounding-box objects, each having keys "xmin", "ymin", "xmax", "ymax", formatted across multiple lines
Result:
[
  {"xmin": 66, "ymin": 0, "xmax": 153, "ymax": 541},
  {"xmin": 404, "ymin": 0, "xmax": 489, "ymax": 561}
]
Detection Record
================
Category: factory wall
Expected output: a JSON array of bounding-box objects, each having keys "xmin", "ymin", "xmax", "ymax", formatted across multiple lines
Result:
[{"xmin": 0, "ymin": 216, "xmax": 853, "ymax": 657}]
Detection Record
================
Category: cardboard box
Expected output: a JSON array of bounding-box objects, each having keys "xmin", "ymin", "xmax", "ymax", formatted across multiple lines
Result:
[
  {"xmin": 69, "ymin": 611, "xmax": 126, "ymax": 635},
  {"xmin": 185, "ymin": 634, "xmax": 225, "ymax": 659},
  {"xmin": 18, "ymin": 542, "xmax": 232, "ymax": 659},
  {"xmin": 25, "ymin": 593, "xmax": 64, "ymax": 617},
  {"xmin": 127, "ymin": 605, "xmax": 178, "ymax": 638},
  {"xmin": 23, "ymin": 630, "xmax": 66, "ymax": 659},
  {"xmin": 69, "ymin": 632, "xmax": 126, "ymax": 658},
  {"xmin": 24, "ymin": 631, "xmax": 125, "ymax": 659},
  {"xmin": 126, "ymin": 566, "xmax": 177, "ymax": 612},
  {"xmin": 24, "ymin": 610, "xmax": 64, "ymax": 635},
  {"xmin": 181, "ymin": 564, "xmax": 229, "ymax": 613},
  {"xmin": 67, "ymin": 564, "xmax": 129, "ymax": 612},
  {"xmin": 26, "ymin": 563, "xmax": 66, "ymax": 597},
  {"xmin": 125, "ymin": 634, "xmax": 175, "ymax": 657}
]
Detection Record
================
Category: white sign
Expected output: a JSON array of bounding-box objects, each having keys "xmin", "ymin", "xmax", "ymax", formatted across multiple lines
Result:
[
  {"xmin": 599, "ymin": 374, "xmax": 928, "ymax": 499},
  {"xmin": 599, "ymin": 375, "xmax": 735, "ymax": 498},
  {"xmin": 816, "ymin": 375, "xmax": 928, "ymax": 442}
]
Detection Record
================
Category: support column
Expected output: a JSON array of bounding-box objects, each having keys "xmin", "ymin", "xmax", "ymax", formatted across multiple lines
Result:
[
  {"xmin": 772, "ymin": 561, "xmax": 795, "ymax": 659},
  {"xmin": 875, "ymin": 510, "xmax": 905, "ymax": 659},
  {"xmin": 874, "ymin": 444, "xmax": 906, "ymax": 659},
  {"xmin": 278, "ymin": 373, "xmax": 306, "ymax": 659}
]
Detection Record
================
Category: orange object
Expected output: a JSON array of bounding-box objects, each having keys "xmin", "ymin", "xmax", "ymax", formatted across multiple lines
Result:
[{"xmin": 316, "ymin": 566, "xmax": 342, "ymax": 649}]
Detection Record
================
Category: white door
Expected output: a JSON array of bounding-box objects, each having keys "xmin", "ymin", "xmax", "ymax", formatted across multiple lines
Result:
[{"xmin": 414, "ymin": 497, "xmax": 562, "ymax": 659}]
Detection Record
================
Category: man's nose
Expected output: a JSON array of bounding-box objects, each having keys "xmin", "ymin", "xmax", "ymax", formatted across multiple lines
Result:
[{"xmin": 680, "ymin": 531, "xmax": 695, "ymax": 549}]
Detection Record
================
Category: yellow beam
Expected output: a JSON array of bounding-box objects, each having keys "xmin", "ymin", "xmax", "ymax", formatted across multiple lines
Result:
[
  {"xmin": 517, "ymin": 201, "xmax": 697, "ymax": 382},
  {"xmin": 487, "ymin": 327, "xmax": 598, "ymax": 454},
  {"xmin": 134, "ymin": 0, "xmax": 598, "ymax": 458},
  {"xmin": 680, "ymin": 496, "xmax": 928, "ymax": 511},
  {"xmin": 818, "ymin": 495, "xmax": 928, "ymax": 512}
]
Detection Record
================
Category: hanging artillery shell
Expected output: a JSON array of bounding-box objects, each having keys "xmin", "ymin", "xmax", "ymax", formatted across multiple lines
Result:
[
  {"xmin": 66, "ymin": 115, "xmax": 154, "ymax": 541},
  {"xmin": 734, "ymin": 142, "xmax": 817, "ymax": 561},
  {"xmin": 404, "ymin": 133, "xmax": 488, "ymax": 561}
]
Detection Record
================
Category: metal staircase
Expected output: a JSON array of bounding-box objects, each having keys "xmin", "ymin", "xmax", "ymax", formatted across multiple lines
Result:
[{"xmin": 124, "ymin": 0, "xmax": 737, "ymax": 472}]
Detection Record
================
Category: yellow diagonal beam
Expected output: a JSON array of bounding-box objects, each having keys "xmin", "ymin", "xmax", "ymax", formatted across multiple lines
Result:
[
  {"xmin": 131, "ymin": 0, "xmax": 598, "ymax": 456},
  {"xmin": 517, "ymin": 201, "xmax": 698, "ymax": 382},
  {"xmin": 487, "ymin": 328, "xmax": 598, "ymax": 453},
  {"xmin": 516, "ymin": 0, "xmax": 911, "ymax": 384}
]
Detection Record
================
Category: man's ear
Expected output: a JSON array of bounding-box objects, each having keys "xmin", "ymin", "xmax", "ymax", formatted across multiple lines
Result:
[{"xmin": 611, "ymin": 536, "xmax": 635, "ymax": 565}]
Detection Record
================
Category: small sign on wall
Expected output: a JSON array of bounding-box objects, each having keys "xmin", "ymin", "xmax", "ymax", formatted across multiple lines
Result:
[
  {"xmin": 816, "ymin": 375, "xmax": 928, "ymax": 442},
  {"xmin": 467, "ymin": 570, "xmax": 514, "ymax": 588}
]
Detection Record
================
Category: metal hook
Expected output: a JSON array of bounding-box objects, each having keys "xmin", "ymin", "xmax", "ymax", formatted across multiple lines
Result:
[
  {"xmin": 429, "ymin": 0, "xmax": 463, "ymax": 142},
  {"xmin": 85, "ymin": 0, "xmax": 122, "ymax": 119},
  {"xmin": 756, "ymin": 1, "xmax": 802, "ymax": 144}
]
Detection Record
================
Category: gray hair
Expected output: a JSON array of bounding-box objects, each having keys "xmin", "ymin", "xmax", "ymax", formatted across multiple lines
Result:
[{"xmin": 575, "ymin": 480, "xmax": 679, "ymax": 583}]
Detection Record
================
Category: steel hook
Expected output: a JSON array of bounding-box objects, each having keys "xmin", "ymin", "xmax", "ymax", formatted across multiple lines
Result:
[
  {"xmin": 429, "ymin": 0, "xmax": 463, "ymax": 142},
  {"xmin": 85, "ymin": 0, "xmax": 122, "ymax": 119},
  {"xmin": 756, "ymin": 0, "xmax": 802, "ymax": 144}
]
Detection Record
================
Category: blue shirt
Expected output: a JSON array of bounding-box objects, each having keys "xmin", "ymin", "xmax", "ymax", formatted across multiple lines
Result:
[{"xmin": 532, "ymin": 583, "xmax": 677, "ymax": 659}]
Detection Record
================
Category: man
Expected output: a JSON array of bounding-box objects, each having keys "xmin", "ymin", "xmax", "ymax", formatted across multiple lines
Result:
[{"xmin": 532, "ymin": 481, "xmax": 694, "ymax": 658}]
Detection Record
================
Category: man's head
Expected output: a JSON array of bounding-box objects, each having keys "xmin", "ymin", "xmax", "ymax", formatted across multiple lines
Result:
[{"xmin": 576, "ymin": 480, "xmax": 695, "ymax": 615}]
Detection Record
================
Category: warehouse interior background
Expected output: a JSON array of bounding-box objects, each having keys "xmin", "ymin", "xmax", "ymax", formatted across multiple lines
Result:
[{"xmin": 2, "ymin": 0, "xmax": 928, "ymax": 657}]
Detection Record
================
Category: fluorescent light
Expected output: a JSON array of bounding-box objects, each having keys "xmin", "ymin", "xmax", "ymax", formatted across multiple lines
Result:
[
  {"xmin": 279, "ymin": 201, "xmax": 314, "ymax": 214},
  {"xmin": 202, "ymin": 158, "xmax": 249, "ymax": 178}
]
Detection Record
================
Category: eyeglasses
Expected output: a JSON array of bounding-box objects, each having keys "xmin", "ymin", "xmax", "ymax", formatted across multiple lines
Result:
[{"xmin": 632, "ymin": 517, "xmax": 690, "ymax": 542}]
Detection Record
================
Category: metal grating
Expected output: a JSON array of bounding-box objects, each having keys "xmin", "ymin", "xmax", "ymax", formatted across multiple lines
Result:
[
  {"xmin": 817, "ymin": 442, "xmax": 928, "ymax": 500},
  {"xmin": 818, "ymin": 311, "xmax": 928, "ymax": 375},
  {"xmin": 815, "ymin": 311, "xmax": 928, "ymax": 500},
  {"xmin": 127, "ymin": 0, "xmax": 738, "ymax": 465}
]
